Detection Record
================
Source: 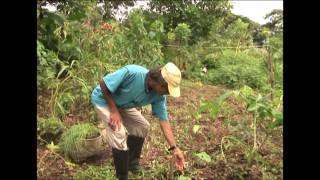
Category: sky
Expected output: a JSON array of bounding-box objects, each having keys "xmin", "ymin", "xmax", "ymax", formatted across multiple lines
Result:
[
  {"xmin": 43, "ymin": 0, "xmax": 283, "ymax": 25},
  {"xmin": 231, "ymin": 0, "xmax": 283, "ymax": 24}
]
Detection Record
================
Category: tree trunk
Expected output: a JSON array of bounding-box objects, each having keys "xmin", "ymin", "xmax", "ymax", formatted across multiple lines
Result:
[
  {"xmin": 159, "ymin": 0, "xmax": 162, "ymax": 14},
  {"xmin": 178, "ymin": 39, "xmax": 181, "ymax": 70}
]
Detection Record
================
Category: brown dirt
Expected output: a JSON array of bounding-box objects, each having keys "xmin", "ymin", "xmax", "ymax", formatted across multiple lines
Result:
[{"xmin": 37, "ymin": 147, "xmax": 75, "ymax": 179}]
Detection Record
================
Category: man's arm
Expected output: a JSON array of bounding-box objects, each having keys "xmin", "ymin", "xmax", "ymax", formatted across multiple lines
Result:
[
  {"xmin": 159, "ymin": 120, "xmax": 185, "ymax": 170},
  {"xmin": 99, "ymin": 79, "xmax": 122, "ymax": 131},
  {"xmin": 159, "ymin": 120, "xmax": 176, "ymax": 147}
]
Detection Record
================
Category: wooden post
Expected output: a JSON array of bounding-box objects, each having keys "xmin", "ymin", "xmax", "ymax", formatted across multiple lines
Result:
[
  {"xmin": 267, "ymin": 46, "xmax": 275, "ymax": 101},
  {"xmin": 103, "ymin": 0, "xmax": 111, "ymax": 20},
  {"xmin": 177, "ymin": 39, "xmax": 181, "ymax": 69}
]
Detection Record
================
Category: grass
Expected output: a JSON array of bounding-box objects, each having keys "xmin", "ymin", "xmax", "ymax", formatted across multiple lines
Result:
[
  {"xmin": 74, "ymin": 164, "xmax": 116, "ymax": 180},
  {"xmin": 60, "ymin": 123, "xmax": 101, "ymax": 162}
]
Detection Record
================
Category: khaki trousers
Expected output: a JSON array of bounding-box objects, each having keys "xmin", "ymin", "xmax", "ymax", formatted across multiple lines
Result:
[{"xmin": 95, "ymin": 106, "xmax": 150, "ymax": 150}]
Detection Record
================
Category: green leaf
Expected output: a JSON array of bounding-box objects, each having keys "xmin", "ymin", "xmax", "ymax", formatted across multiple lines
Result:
[
  {"xmin": 247, "ymin": 103, "xmax": 258, "ymax": 112},
  {"xmin": 209, "ymin": 102, "xmax": 220, "ymax": 120},
  {"xmin": 149, "ymin": 31, "xmax": 156, "ymax": 38},
  {"xmin": 70, "ymin": 60, "xmax": 78, "ymax": 68},
  {"xmin": 240, "ymin": 85, "xmax": 254, "ymax": 98},
  {"xmin": 256, "ymin": 94, "xmax": 263, "ymax": 101},
  {"xmin": 210, "ymin": 109, "xmax": 219, "ymax": 120},
  {"xmin": 275, "ymin": 112, "xmax": 283, "ymax": 121},
  {"xmin": 199, "ymin": 102, "xmax": 209, "ymax": 113},
  {"xmin": 46, "ymin": 11, "xmax": 65, "ymax": 25},
  {"xmin": 57, "ymin": 65, "xmax": 69, "ymax": 78},
  {"xmin": 194, "ymin": 112, "xmax": 202, "ymax": 119},
  {"xmin": 193, "ymin": 125, "xmax": 201, "ymax": 134},
  {"xmin": 76, "ymin": 47, "xmax": 82, "ymax": 55},
  {"xmin": 195, "ymin": 152, "xmax": 211, "ymax": 163},
  {"xmin": 218, "ymin": 90, "xmax": 233, "ymax": 104},
  {"xmin": 270, "ymin": 112, "xmax": 283, "ymax": 129},
  {"xmin": 178, "ymin": 176, "xmax": 192, "ymax": 180},
  {"xmin": 65, "ymin": 161, "xmax": 77, "ymax": 167},
  {"xmin": 57, "ymin": 101, "xmax": 66, "ymax": 115},
  {"xmin": 270, "ymin": 118, "xmax": 283, "ymax": 129},
  {"xmin": 47, "ymin": 141, "xmax": 60, "ymax": 152},
  {"xmin": 233, "ymin": 90, "xmax": 240, "ymax": 97}
]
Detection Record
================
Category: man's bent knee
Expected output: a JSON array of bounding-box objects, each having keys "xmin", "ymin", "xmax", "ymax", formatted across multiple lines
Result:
[
  {"xmin": 136, "ymin": 121, "xmax": 150, "ymax": 138},
  {"xmin": 105, "ymin": 124, "xmax": 128, "ymax": 150}
]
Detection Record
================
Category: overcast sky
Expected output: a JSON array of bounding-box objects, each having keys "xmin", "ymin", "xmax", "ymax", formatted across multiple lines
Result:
[
  {"xmin": 120, "ymin": 0, "xmax": 283, "ymax": 24},
  {"xmin": 44, "ymin": 0, "xmax": 283, "ymax": 24},
  {"xmin": 231, "ymin": 0, "xmax": 283, "ymax": 24}
]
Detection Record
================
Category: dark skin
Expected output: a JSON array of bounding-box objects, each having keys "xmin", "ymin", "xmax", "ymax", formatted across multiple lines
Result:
[
  {"xmin": 98, "ymin": 76, "xmax": 185, "ymax": 170},
  {"xmin": 147, "ymin": 76, "xmax": 169, "ymax": 96}
]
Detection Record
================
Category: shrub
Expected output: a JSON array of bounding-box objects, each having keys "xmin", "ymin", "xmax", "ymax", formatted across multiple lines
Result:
[{"xmin": 37, "ymin": 117, "xmax": 66, "ymax": 144}]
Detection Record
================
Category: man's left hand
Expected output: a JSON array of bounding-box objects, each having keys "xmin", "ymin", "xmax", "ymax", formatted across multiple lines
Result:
[{"xmin": 173, "ymin": 147, "xmax": 185, "ymax": 170}]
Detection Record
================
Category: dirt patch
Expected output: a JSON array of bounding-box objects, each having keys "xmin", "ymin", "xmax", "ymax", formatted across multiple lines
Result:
[
  {"xmin": 37, "ymin": 144, "xmax": 113, "ymax": 179},
  {"xmin": 167, "ymin": 84, "xmax": 224, "ymax": 107},
  {"xmin": 37, "ymin": 147, "xmax": 75, "ymax": 179},
  {"xmin": 37, "ymin": 90, "xmax": 52, "ymax": 118},
  {"xmin": 78, "ymin": 147, "xmax": 112, "ymax": 166}
]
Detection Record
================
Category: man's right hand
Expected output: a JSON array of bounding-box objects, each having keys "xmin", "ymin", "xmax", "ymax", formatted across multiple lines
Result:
[
  {"xmin": 98, "ymin": 79, "xmax": 122, "ymax": 131},
  {"xmin": 109, "ymin": 110, "xmax": 122, "ymax": 131}
]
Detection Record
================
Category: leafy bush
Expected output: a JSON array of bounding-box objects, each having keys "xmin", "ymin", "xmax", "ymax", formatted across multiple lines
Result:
[
  {"xmin": 207, "ymin": 49, "xmax": 268, "ymax": 89},
  {"xmin": 122, "ymin": 8, "xmax": 164, "ymax": 67},
  {"xmin": 233, "ymin": 86, "xmax": 283, "ymax": 129},
  {"xmin": 37, "ymin": 117, "xmax": 66, "ymax": 144},
  {"xmin": 204, "ymin": 53, "xmax": 220, "ymax": 69},
  {"xmin": 37, "ymin": 40, "xmax": 65, "ymax": 90},
  {"xmin": 174, "ymin": 23, "xmax": 192, "ymax": 44}
]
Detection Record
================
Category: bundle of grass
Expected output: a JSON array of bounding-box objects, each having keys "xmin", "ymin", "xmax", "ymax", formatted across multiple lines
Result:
[
  {"xmin": 37, "ymin": 117, "xmax": 66, "ymax": 144},
  {"xmin": 60, "ymin": 123, "xmax": 104, "ymax": 162}
]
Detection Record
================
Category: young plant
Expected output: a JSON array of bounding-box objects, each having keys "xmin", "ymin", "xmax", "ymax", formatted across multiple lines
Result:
[
  {"xmin": 234, "ymin": 86, "xmax": 283, "ymax": 151},
  {"xmin": 214, "ymin": 86, "xmax": 282, "ymax": 165},
  {"xmin": 198, "ymin": 90, "xmax": 234, "ymax": 121},
  {"xmin": 194, "ymin": 152, "xmax": 212, "ymax": 163},
  {"xmin": 192, "ymin": 125, "xmax": 201, "ymax": 134}
]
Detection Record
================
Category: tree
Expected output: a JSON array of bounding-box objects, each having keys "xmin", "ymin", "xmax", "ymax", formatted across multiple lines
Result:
[
  {"xmin": 223, "ymin": 18, "xmax": 254, "ymax": 48},
  {"xmin": 263, "ymin": 9, "xmax": 283, "ymax": 34},
  {"xmin": 173, "ymin": 23, "xmax": 192, "ymax": 70},
  {"xmin": 97, "ymin": 0, "xmax": 136, "ymax": 20},
  {"xmin": 147, "ymin": 0, "xmax": 232, "ymax": 44},
  {"xmin": 38, "ymin": 0, "xmax": 136, "ymax": 21},
  {"xmin": 235, "ymin": 15, "xmax": 265, "ymax": 46}
]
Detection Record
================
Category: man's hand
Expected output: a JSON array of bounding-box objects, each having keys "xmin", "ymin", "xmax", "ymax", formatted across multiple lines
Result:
[
  {"xmin": 109, "ymin": 110, "xmax": 122, "ymax": 131},
  {"xmin": 173, "ymin": 147, "xmax": 185, "ymax": 170},
  {"xmin": 99, "ymin": 79, "xmax": 122, "ymax": 131}
]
